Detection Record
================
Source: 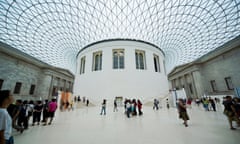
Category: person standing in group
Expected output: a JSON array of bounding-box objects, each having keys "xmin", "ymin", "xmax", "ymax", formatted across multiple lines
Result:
[
  {"xmin": 178, "ymin": 98, "xmax": 190, "ymax": 127},
  {"xmin": 44, "ymin": 99, "xmax": 57, "ymax": 125},
  {"xmin": 0, "ymin": 90, "xmax": 15, "ymax": 144},
  {"xmin": 32, "ymin": 100, "xmax": 43, "ymax": 126},
  {"xmin": 203, "ymin": 98, "xmax": 209, "ymax": 111},
  {"xmin": 100, "ymin": 99, "xmax": 106, "ymax": 115},
  {"xmin": 137, "ymin": 99, "xmax": 143, "ymax": 115},
  {"xmin": 77, "ymin": 96, "xmax": 81, "ymax": 102},
  {"xmin": 18, "ymin": 100, "xmax": 28, "ymax": 130},
  {"xmin": 166, "ymin": 99, "xmax": 170, "ymax": 109},
  {"xmin": 126, "ymin": 100, "xmax": 131, "ymax": 118},
  {"xmin": 124, "ymin": 99, "xmax": 128, "ymax": 113},
  {"xmin": 26, "ymin": 100, "xmax": 34, "ymax": 129},
  {"xmin": 42, "ymin": 99, "xmax": 49, "ymax": 123},
  {"xmin": 7, "ymin": 100, "xmax": 24, "ymax": 133},
  {"xmin": 131, "ymin": 99, "xmax": 137, "ymax": 116},
  {"xmin": 209, "ymin": 98, "xmax": 216, "ymax": 111}
]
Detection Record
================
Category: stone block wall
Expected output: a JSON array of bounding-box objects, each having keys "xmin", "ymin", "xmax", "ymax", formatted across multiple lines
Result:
[{"xmin": 0, "ymin": 42, "xmax": 74, "ymax": 101}]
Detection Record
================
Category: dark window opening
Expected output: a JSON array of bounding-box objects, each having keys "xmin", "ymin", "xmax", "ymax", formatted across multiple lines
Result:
[
  {"xmin": 29, "ymin": 84, "xmax": 35, "ymax": 95},
  {"xmin": 0, "ymin": 79, "xmax": 3, "ymax": 90},
  {"xmin": 189, "ymin": 84, "xmax": 193, "ymax": 94},
  {"xmin": 14, "ymin": 82, "xmax": 22, "ymax": 94},
  {"xmin": 210, "ymin": 80, "xmax": 217, "ymax": 92},
  {"xmin": 225, "ymin": 77, "xmax": 234, "ymax": 90}
]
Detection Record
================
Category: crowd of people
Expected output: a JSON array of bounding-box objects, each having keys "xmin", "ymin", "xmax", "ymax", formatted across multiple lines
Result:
[
  {"xmin": 176, "ymin": 96, "xmax": 240, "ymax": 129},
  {"xmin": 8, "ymin": 98, "xmax": 58, "ymax": 129},
  {"xmin": 194, "ymin": 97, "xmax": 221, "ymax": 111},
  {"xmin": 1, "ymin": 89, "xmax": 240, "ymax": 144},
  {"xmin": 59, "ymin": 96, "xmax": 90, "ymax": 111},
  {"xmin": 123, "ymin": 99, "xmax": 143, "ymax": 118},
  {"xmin": 99, "ymin": 98, "xmax": 143, "ymax": 118},
  {"xmin": 0, "ymin": 90, "xmax": 58, "ymax": 144},
  {"xmin": 150, "ymin": 96, "xmax": 240, "ymax": 129}
]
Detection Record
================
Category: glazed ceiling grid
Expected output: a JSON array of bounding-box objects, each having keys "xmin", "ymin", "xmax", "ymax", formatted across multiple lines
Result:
[{"xmin": 0, "ymin": 0, "xmax": 239, "ymax": 73}]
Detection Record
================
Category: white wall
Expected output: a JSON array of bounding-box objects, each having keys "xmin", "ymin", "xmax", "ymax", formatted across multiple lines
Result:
[{"xmin": 74, "ymin": 40, "xmax": 169, "ymax": 104}]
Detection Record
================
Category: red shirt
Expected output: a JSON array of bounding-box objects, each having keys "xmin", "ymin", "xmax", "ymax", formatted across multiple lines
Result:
[{"xmin": 48, "ymin": 102, "xmax": 57, "ymax": 112}]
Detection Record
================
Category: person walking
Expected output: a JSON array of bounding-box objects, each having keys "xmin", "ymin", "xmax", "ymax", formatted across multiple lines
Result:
[
  {"xmin": 178, "ymin": 98, "xmax": 190, "ymax": 127},
  {"xmin": 86, "ymin": 99, "xmax": 89, "ymax": 107},
  {"xmin": 100, "ymin": 99, "xmax": 106, "ymax": 115},
  {"xmin": 153, "ymin": 99, "xmax": 159, "ymax": 110},
  {"xmin": 209, "ymin": 98, "xmax": 216, "ymax": 111},
  {"xmin": 0, "ymin": 90, "xmax": 15, "ymax": 144},
  {"xmin": 113, "ymin": 99, "xmax": 118, "ymax": 112},
  {"xmin": 223, "ymin": 96, "xmax": 240, "ymax": 130}
]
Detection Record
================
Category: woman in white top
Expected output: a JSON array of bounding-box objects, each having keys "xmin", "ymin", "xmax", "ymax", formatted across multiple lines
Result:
[{"xmin": 0, "ymin": 90, "xmax": 14, "ymax": 144}]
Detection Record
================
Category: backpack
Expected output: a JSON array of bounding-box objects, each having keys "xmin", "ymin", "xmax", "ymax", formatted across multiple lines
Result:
[
  {"xmin": 7, "ymin": 104, "xmax": 18, "ymax": 118},
  {"xmin": 19, "ymin": 105, "xmax": 27, "ymax": 117}
]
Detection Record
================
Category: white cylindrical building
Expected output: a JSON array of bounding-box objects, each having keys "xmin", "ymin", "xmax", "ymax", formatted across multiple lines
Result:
[{"xmin": 74, "ymin": 39, "xmax": 169, "ymax": 104}]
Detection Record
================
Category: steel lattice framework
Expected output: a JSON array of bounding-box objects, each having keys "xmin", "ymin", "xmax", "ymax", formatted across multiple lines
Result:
[{"xmin": 0, "ymin": 0, "xmax": 240, "ymax": 73}]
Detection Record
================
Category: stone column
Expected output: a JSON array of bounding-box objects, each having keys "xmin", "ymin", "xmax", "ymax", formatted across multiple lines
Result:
[
  {"xmin": 63, "ymin": 79, "xmax": 66, "ymax": 92},
  {"xmin": 191, "ymin": 71, "xmax": 204, "ymax": 98},
  {"xmin": 184, "ymin": 74, "xmax": 190, "ymax": 98},
  {"xmin": 36, "ymin": 72, "xmax": 52, "ymax": 100}
]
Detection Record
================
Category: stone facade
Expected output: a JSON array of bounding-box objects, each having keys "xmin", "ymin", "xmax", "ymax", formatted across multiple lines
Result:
[
  {"xmin": 0, "ymin": 42, "xmax": 74, "ymax": 100},
  {"xmin": 168, "ymin": 36, "xmax": 240, "ymax": 98}
]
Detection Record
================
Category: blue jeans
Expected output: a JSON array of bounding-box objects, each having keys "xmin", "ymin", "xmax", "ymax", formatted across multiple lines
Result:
[
  {"xmin": 5, "ymin": 136, "xmax": 14, "ymax": 144},
  {"xmin": 100, "ymin": 107, "xmax": 106, "ymax": 115}
]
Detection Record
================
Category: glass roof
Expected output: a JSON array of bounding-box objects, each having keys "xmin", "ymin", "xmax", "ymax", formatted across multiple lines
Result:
[{"xmin": 0, "ymin": 0, "xmax": 240, "ymax": 73}]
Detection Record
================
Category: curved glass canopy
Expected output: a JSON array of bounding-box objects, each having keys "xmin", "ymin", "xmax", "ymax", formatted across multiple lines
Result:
[{"xmin": 0, "ymin": 0, "xmax": 240, "ymax": 73}]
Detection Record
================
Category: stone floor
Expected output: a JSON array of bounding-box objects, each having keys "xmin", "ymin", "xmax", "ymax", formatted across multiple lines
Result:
[{"xmin": 14, "ymin": 103, "xmax": 240, "ymax": 144}]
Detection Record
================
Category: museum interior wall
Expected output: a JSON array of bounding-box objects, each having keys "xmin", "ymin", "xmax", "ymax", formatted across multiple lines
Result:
[{"xmin": 0, "ymin": 42, "xmax": 74, "ymax": 101}]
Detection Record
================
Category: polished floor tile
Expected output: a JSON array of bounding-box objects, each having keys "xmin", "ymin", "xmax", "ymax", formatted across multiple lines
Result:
[{"xmin": 14, "ymin": 104, "xmax": 240, "ymax": 144}]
